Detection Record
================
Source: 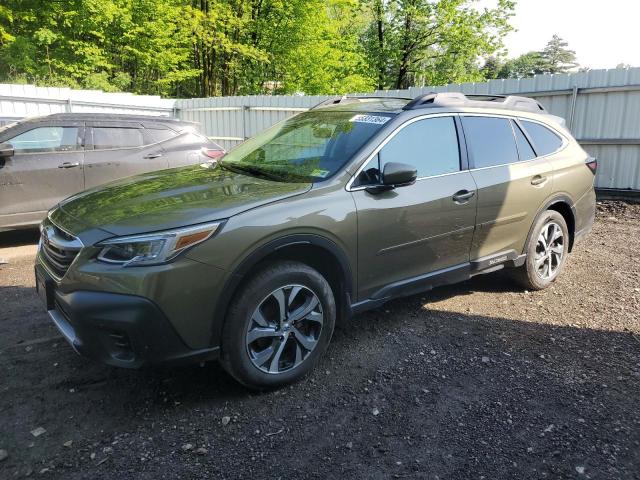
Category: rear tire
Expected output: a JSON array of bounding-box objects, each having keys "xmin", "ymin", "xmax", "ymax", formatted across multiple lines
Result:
[
  {"xmin": 512, "ymin": 210, "xmax": 569, "ymax": 291},
  {"xmin": 220, "ymin": 261, "xmax": 335, "ymax": 389}
]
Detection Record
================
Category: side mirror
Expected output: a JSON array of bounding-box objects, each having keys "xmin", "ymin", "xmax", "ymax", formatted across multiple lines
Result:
[
  {"xmin": 382, "ymin": 162, "xmax": 417, "ymax": 186},
  {"xmin": 0, "ymin": 142, "xmax": 14, "ymax": 158},
  {"xmin": 366, "ymin": 162, "xmax": 417, "ymax": 194}
]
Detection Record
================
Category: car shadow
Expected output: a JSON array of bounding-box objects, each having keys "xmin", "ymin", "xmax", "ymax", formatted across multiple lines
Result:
[
  {"xmin": 1, "ymin": 280, "xmax": 639, "ymax": 478},
  {"xmin": 0, "ymin": 228, "xmax": 39, "ymax": 248}
]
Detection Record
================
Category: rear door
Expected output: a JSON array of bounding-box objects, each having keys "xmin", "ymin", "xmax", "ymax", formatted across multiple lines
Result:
[
  {"xmin": 157, "ymin": 128, "xmax": 210, "ymax": 168},
  {"xmin": 462, "ymin": 115, "xmax": 553, "ymax": 261},
  {"xmin": 351, "ymin": 115, "xmax": 477, "ymax": 300},
  {"xmin": 0, "ymin": 122, "xmax": 84, "ymax": 221},
  {"xmin": 83, "ymin": 122, "xmax": 169, "ymax": 189}
]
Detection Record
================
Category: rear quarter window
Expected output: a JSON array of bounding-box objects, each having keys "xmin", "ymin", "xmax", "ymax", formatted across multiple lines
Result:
[{"xmin": 521, "ymin": 120, "xmax": 564, "ymax": 156}]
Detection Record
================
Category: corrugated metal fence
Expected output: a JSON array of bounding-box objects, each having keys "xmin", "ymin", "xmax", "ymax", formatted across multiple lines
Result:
[
  {"xmin": 1, "ymin": 68, "xmax": 640, "ymax": 190},
  {"xmin": 174, "ymin": 68, "xmax": 640, "ymax": 191},
  {"xmin": 0, "ymin": 84, "xmax": 174, "ymax": 127}
]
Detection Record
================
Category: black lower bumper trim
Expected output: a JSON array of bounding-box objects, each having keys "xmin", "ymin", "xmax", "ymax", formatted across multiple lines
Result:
[{"xmin": 36, "ymin": 265, "xmax": 219, "ymax": 368}]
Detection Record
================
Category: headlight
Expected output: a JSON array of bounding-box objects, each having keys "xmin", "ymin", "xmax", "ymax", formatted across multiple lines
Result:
[{"xmin": 96, "ymin": 221, "xmax": 221, "ymax": 267}]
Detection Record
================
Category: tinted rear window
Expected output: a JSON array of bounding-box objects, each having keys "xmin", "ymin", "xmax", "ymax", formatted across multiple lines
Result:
[
  {"xmin": 92, "ymin": 127, "xmax": 143, "ymax": 149},
  {"xmin": 521, "ymin": 120, "xmax": 563, "ymax": 156},
  {"xmin": 512, "ymin": 121, "xmax": 536, "ymax": 161},
  {"xmin": 143, "ymin": 128, "xmax": 175, "ymax": 144},
  {"xmin": 462, "ymin": 116, "xmax": 518, "ymax": 168}
]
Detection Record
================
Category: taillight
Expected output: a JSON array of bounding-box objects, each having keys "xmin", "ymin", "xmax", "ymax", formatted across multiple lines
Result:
[
  {"xmin": 586, "ymin": 157, "xmax": 598, "ymax": 174},
  {"xmin": 202, "ymin": 148, "xmax": 225, "ymax": 160}
]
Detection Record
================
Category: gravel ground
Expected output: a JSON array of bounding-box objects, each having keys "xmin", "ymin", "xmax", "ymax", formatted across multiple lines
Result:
[{"xmin": 1, "ymin": 201, "xmax": 639, "ymax": 479}]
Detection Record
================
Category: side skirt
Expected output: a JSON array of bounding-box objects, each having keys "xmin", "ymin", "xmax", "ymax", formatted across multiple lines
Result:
[{"xmin": 349, "ymin": 250, "xmax": 526, "ymax": 316}]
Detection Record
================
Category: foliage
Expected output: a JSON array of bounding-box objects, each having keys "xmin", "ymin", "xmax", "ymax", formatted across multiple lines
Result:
[
  {"xmin": 496, "ymin": 51, "xmax": 547, "ymax": 79},
  {"xmin": 0, "ymin": 0, "xmax": 517, "ymax": 96},
  {"xmin": 540, "ymin": 34, "xmax": 578, "ymax": 74},
  {"xmin": 361, "ymin": 0, "xmax": 515, "ymax": 89},
  {"xmin": 487, "ymin": 35, "xmax": 579, "ymax": 79}
]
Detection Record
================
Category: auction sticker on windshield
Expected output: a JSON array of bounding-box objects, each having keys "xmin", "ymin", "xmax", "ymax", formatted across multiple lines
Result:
[{"xmin": 349, "ymin": 114, "xmax": 391, "ymax": 125}]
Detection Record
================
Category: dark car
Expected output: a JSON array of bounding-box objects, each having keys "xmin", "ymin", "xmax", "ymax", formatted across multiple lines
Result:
[
  {"xmin": 35, "ymin": 93, "xmax": 596, "ymax": 389},
  {"xmin": 0, "ymin": 113, "xmax": 224, "ymax": 231}
]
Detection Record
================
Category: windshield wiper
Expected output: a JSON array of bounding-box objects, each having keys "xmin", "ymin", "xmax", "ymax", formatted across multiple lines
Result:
[{"xmin": 219, "ymin": 162, "xmax": 285, "ymax": 182}]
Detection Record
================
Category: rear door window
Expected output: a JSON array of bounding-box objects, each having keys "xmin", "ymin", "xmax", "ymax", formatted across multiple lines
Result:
[
  {"xmin": 462, "ymin": 116, "xmax": 519, "ymax": 168},
  {"xmin": 520, "ymin": 120, "xmax": 563, "ymax": 156},
  {"xmin": 92, "ymin": 127, "xmax": 144, "ymax": 149},
  {"xmin": 9, "ymin": 126, "xmax": 81, "ymax": 153},
  {"xmin": 143, "ymin": 128, "xmax": 176, "ymax": 145},
  {"xmin": 378, "ymin": 116, "xmax": 461, "ymax": 178},
  {"xmin": 512, "ymin": 120, "xmax": 536, "ymax": 161}
]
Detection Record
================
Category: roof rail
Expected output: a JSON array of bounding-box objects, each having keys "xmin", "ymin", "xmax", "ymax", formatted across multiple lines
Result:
[
  {"xmin": 402, "ymin": 92, "xmax": 546, "ymax": 114},
  {"xmin": 311, "ymin": 95, "xmax": 412, "ymax": 110}
]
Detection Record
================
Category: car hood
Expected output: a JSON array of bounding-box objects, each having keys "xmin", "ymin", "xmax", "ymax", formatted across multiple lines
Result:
[{"xmin": 55, "ymin": 164, "xmax": 312, "ymax": 237}]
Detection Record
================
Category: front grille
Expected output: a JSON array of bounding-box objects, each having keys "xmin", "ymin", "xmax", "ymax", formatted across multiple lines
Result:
[{"xmin": 39, "ymin": 222, "xmax": 82, "ymax": 278}]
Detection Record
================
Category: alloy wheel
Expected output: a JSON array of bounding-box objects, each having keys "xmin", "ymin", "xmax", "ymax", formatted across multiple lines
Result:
[
  {"xmin": 245, "ymin": 285, "xmax": 323, "ymax": 374},
  {"xmin": 534, "ymin": 221, "xmax": 565, "ymax": 280}
]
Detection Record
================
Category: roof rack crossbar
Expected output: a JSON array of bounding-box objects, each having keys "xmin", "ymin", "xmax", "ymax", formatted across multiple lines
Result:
[
  {"xmin": 311, "ymin": 95, "xmax": 412, "ymax": 110},
  {"xmin": 402, "ymin": 92, "xmax": 546, "ymax": 113}
]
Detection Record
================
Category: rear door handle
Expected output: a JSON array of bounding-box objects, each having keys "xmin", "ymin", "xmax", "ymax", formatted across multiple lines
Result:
[
  {"xmin": 58, "ymin": 162, "xmax": 80, "ymax": 169},
  {"xmin": 144, "ymin": 152, "xmax": 163, "ymax": 159},
  {"xmin": 452, "ymin": 190, "xmax": 475, "ymax": 203},
  {"xmin": 531, "ymin": 175, "xmax": 548, "ymax": 186}
]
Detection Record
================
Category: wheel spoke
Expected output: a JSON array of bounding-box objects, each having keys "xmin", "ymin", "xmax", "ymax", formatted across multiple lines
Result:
[
  {"xmin": 294, "ymin": 343, "xmax": 303, "ymax": 365},
  {"xmin": 247, "ymin": 327, "xmax": 280, "ymax": 344},
  {"xmin": 547, "ymin": 224, "xmax": 556, "ymax": 246},
  {"xmin": 288, "ymin": 295, "xmax": 320, "ymax": 323},
  {"xmin": 252, "ymin": 345, "xmax": 275, "ymax": 367},
  {"xmin": 269, "ymin": 337, "xmax": 289, "ymax": 373},
  {"xmin": 550, "ymin": 244, "xmax": 563, "ymax": 255},
  {"xmin": 535, "ymin": 254, "xmax": 546, "ymax": 268},
  {"xmin": 304, "ymin": 311, "xmax": 323, "ymax": 325},
  {"xmin": 271, "ymin": 288, "xmax": 287, "ymax": 324},
  {"xmin": 292, "ymin": 326, "xmax": 316, "ymax": 351},
  {"xmin": 288, "ymin": 286, "xmax": 303, "ymax": 308},
  {"xmin": 252, "ymin": 308, "xmax": 269, "ymax": 328}
]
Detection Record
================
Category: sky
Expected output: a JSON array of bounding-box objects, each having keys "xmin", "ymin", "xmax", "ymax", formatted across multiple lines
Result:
[{"xmin": 477, "ymin": 0, "xmax": 638, "ymax": 69}]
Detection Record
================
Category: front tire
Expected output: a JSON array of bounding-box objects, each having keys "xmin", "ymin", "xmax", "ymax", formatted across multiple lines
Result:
[
  {"xmin": 513, "ymin": 210, "xmax": 569, "ymax": 290},
  {"xmin": 221, "ymin": 261, "xmax": 336, "ymax": 389}
]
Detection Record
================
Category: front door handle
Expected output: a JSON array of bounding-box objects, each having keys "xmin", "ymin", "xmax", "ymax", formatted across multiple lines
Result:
[
  {"xmin": 531, "ymin": 175, "xmax": 548, "ymax": 186},
  {"xmin": 144, "ymin": 152, "xmax": 163, "ymax": 159},
  {"xmin": 58, "ymin": 162, "xmax": 80, "ymax": 169},
  {"xmin": 452, "ymin": 189, "xmax": 475, "ymax": 204}
]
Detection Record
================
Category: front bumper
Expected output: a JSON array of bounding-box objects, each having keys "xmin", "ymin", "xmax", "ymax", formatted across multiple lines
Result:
[{"xmin": 36, "ymin": 264, "xmax": 219, "ymax": 368}]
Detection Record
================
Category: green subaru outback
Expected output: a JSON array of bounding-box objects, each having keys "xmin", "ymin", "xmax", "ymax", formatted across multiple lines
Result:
[{"xmin": 35, "ymin": 93, "xmax": 597, "ymax": 388}]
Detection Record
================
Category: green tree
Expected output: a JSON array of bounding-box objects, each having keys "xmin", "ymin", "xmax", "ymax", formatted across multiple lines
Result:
[
  {"xmin": 497, "ymin": 51, "xmax": 547, "ymax": 78},
  {"xmin": 0, "ymin": 0, "xmax": 197, "ymax": 95},
  {"xmin": 0, "ymin": 0, "xmax": 518, "ymax": 96},
  {"xmin": 540, "ymin": 34, "xmax": 578, "ymax": 74},
  {"xmin": 362, "ymin": 0, "xmax": 515, "ymax": 89},
  {"xmin": 492, "ymin": 35, "xmax": 579, "ymax": 79}
]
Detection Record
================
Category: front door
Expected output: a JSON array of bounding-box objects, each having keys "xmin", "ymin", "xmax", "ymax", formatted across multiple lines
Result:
[
  {"xmin": 351, "ymin": 115, "xmax": 477, "ymax": 300},
  {"xmin": 0, "ymin": 123, "xmax": 84, "ymax": 225}
]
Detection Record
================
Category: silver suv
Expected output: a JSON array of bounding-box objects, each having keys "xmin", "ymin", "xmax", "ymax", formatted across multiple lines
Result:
[{"xmin": 0, "ymin": 113, "xmax": 223, "ymax": 231}]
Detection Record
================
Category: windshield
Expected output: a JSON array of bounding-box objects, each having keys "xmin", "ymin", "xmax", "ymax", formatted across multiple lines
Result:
[{"xmin": 220, "ymin": 110, "xmax": 394, "ymax": 182}]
